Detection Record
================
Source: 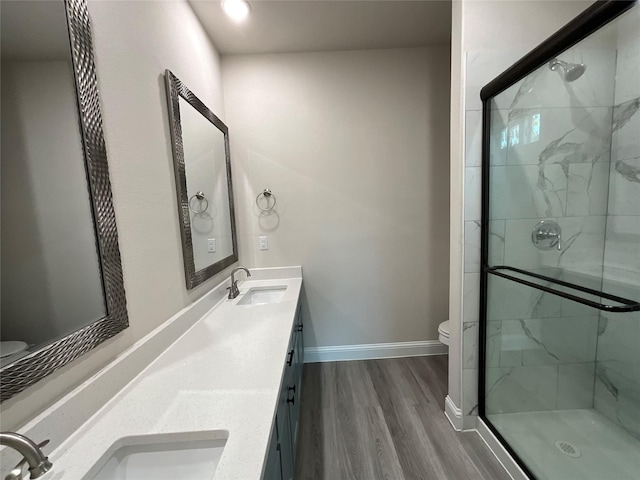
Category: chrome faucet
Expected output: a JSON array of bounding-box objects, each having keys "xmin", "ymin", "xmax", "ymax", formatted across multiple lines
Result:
[
  {"xmin": 227, "ymin": 266, "xmax": 251, "ymax": 299},
  {"xmin": 0, "ymin": 432, "xmax": 52, "ymax": 479}
]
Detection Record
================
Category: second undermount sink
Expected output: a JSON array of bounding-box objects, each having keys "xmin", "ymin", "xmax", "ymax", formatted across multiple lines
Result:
[
  {"xmin": 237, "ymin": 286, "xmax": 287, "ymax": 305},
  {"xmin": 88, "ymin": 435, "xmax": 226, "ymax": 480}
]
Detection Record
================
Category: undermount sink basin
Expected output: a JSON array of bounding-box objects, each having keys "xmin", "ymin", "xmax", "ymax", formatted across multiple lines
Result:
[
  {"xmin": 89, "ymin": 435, "xmax": 226, "ymax": 480},
  {"xmin": 237, "ymin": 286, "xmax": 287, "ymax": 305}
]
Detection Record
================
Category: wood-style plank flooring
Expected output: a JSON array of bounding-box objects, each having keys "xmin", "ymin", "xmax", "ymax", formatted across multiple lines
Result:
[{"xmin": 294, "ymin": 356, "xmax": 510, "ymax": 480}]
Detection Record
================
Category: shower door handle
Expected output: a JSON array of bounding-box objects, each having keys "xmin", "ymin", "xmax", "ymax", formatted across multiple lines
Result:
[{"xmin": 486, "ymin": 266, "xmax": 640, "ymax": 313}]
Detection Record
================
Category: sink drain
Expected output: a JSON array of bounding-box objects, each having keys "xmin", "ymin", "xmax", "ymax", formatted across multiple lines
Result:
[{"xmin": 555, "ymin": 440, "xmax": 581, "ymax": 458}]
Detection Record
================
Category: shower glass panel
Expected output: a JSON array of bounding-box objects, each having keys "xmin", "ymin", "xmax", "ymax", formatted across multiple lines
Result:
[{"xmin": 481, "ymin": 3, "xmax": 640, "ymax": 479}]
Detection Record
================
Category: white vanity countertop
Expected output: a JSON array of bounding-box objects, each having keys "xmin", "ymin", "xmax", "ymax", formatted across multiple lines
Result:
[{"xmin": 46, "ymin": 273, "xmax": 303, "ymax": 480}]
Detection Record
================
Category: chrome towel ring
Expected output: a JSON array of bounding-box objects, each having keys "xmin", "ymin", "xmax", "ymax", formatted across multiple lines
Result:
[
  {"xmin": 189, "ymin": 191, "xmax": 209, "ymax": 214},
  {"xmin": 256, "ymin": 188, "xmax": 277, "ymax": 212}
]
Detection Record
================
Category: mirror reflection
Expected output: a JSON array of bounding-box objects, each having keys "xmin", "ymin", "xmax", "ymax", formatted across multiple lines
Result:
[
  {"xmin": 179, "ymin": 97, "xmax": 234, "ymax": 271},
  {"xmin": 1, "ymin": 0, "xmax": 106, "ymax": 366}
]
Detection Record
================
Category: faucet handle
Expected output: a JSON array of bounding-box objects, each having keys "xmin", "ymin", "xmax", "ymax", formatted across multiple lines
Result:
[
  {"xmin": 5, "ymin": 440, "xmax": 50, "ymax": 480},
  {"xmin": 227, "ymin": 280, "xmax": 241, "ymax": 299}
]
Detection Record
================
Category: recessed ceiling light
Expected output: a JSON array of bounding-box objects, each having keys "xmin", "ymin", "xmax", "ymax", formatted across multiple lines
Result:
[{"xmin": 222, "ymin": 0, "xmax": 250, "ymax": 22}]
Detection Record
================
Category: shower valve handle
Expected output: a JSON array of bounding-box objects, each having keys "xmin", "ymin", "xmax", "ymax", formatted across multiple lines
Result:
[{"xmin": 531, "ymin": 220, "xmax": 562, "ymax": 251}]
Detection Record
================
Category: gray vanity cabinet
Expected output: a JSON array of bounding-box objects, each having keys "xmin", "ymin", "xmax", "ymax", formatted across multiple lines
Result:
[{"xmin": 263, "ymin": 303, "xmax": 304, "ymax": 480}]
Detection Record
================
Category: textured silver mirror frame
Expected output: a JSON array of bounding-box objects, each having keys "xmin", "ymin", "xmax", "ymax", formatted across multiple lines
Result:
[
  {"xmin": 0, "ymin": 0, "xmax": 129, "ymax": 402},
  {"xmin": 165, "ymin": 70, "xmax": 239, "ymax": 289}
]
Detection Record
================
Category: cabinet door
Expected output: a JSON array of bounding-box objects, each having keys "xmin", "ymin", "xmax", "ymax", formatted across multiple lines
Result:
[
  {"xmin": 289, "ymin": 333, "xmax": 302, "ymax": 453},
  {"xmin": 280, "ymin": 401, "xmax": 295, "ymax": 480},
  {"xmin": 272, "ymin": 445, "xmax": 282, "ymax": 480},
  {"xmin": 294, "ymin": 304, "xmax": 304, "ymax": 384},
  {"xmin": 278, "ymin": 332, "xmax": 295, "ymax": 439},
  {"xmin": 263, "ymin": 422, "xmax": 282, "ymax": 480}
]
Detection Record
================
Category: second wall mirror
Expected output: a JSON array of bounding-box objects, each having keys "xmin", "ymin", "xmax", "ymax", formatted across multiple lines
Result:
[
  {"xmin": 165, "ymin": 70, "xmax": 238, "ymax": 289},
  {"xmin": 0, "ymin": 0, "xmax": 128, "ymax": 401}
]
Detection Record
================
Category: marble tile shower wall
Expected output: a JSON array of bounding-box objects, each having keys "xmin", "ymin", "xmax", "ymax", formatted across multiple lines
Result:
[
  {"xmin": 462, "ymin": 49, "xmax": 618, "ymax": 418},
  {"xmin": 463, "ymin": 51, "xmax": 523, "ymax": 420},
  {"xmin": 595, "ymin": 15, "xmax": 640, "ymax": 440}
]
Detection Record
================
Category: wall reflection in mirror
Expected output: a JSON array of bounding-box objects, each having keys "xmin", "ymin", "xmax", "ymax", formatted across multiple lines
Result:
[
  {"xmin": 165, "ymin": 70, "xmax": 238, "ymax": 289},
  {"xmin": 1, "ymin": 0, "xmax": 104, "ymax": 365},
  {"xmin": 0, "ymin": 0, "xmax": 127, "ymax": 400},
  {"xmin": 179, "ymin": 97, "xmax": 234, "ymax": 272}
]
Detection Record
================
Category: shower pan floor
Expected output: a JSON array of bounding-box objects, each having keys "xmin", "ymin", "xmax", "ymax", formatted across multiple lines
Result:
[{"xmin": 488, "ymin": 409, "xmax": 640, "ymax": 480}]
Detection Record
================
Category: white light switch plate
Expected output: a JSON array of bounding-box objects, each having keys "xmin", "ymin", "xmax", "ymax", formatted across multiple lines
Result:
[
  {"xmin": 259, "ymin": 236, "xmax": 268, "ymax": 251},
  {"xmin": 207, "ymin": 238, "xmax": 216, "ymax": 253}
]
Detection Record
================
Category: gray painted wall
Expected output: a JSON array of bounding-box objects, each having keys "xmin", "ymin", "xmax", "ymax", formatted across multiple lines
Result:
[{"xmin": 222, "ymin": 47, "xmax": 451, "ymax": 348}]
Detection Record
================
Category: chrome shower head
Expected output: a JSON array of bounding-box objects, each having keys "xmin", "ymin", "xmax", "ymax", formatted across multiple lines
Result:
[
  {"xmin": 549, "ymin": 58, "xmax": 586, "ymax": 82},
  {"xmin": 564, "ymin": 63, "xmax": 586, "ymax": 82}
]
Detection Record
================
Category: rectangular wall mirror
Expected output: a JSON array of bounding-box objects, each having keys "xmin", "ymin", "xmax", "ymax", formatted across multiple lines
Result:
[
  {"xmin": 165, "ymin": 70, "xmax": 238, "ymax": 289},
  {"xmin": 0, "ymin": 0, "xmax": 128, "ymax": 402}
]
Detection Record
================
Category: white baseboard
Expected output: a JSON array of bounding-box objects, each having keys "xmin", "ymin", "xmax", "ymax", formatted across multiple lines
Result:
[
  {"xmin": 444, "ymin": 395, "xmax": 464, "ymax": 431},
  {"xmin": 444, "ymin": 395, "xmax": 480, "ymax": 432},
  {"xmin": 446, "ymin": 402, "xmax": 526, "ymax": 479},
  {"xmin": 477, "ymin": 418, "xmax": 529, "ymax": 480},
  {"xmin": 463, "ymin": 414, "xmax": 478, "ymax": 431},
  {"xmin": 304, "ymin": 340, "xmax": 447, "ymax": 363}
]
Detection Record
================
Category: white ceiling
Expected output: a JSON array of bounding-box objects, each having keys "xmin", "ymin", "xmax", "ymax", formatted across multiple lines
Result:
[{"xmin": 188, "ymin": 0, "xmax": 452, "ymax": 55}]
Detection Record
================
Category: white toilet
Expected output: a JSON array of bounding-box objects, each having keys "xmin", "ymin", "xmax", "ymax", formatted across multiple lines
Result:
[{"xmin": 438, "ymin": 320, "xmax": 450, "ymax": 346}]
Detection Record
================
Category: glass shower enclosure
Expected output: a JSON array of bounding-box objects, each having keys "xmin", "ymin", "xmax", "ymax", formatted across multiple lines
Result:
[{"xmin": 479, "ymin": 2, "xmax": 640, "ymax": 479}]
